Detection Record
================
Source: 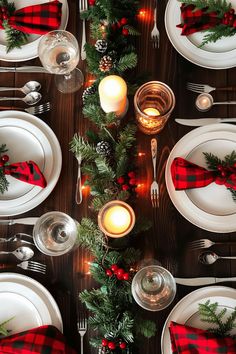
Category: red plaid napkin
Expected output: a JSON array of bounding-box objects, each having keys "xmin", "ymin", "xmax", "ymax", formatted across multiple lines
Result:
[
  {"xmin": 169, "ymin": 321, "xmax": 236, "ymax": 354},
  {"xmin": 3, "ymin": 161, "xmax": 46, "ymax": 188},
  {"xmin": 0, "ymin": 325, "xmax": 76, "ymax": 354},
  {"xmin": 0, "ymin": 0, "xmax": 62, "ymax": 35},
  {"xmin": 171, "ymin": 157, "xmax": 236, "ymax": 191},
  {"xmin": 177, "ymin": 4, "xmax": 220, "ymax": 36}
]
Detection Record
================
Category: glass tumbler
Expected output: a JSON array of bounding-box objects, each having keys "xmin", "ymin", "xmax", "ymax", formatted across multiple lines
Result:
[
  {"xmin": 131, "ymin": 265, "xmax": 176, "ymax": 311},
  {"xmin": 134, "ymin": 81, "xmax": 175, "ymax": 135},
  {"xmin": 33, "ymin": 211, "xmax": 77, "ymax": 256}
]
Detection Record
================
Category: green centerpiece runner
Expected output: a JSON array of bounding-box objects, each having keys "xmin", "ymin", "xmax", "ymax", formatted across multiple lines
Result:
[{"xmin": 70, "ymin": 0, "xmax": 157, "ymax": 352}]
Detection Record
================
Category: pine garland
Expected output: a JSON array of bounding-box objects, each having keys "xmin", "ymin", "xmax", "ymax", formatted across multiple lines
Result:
[
  {"xmin": 199, "ymin": 300, "xmax": 236, "ymax": 337},
  {"xmin": 178, "ymin": 0, "xmax": 236, "ymax": 46},
  {"xmin": 70, "ymin": 0, "xmax": 156, "ymax": 351},
  {"xmin": 0, "ymin": 0, "xmax": 29, "ymax": 52}
]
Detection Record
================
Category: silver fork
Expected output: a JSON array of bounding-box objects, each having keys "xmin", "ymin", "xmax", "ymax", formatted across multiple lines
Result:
[
  {"xmin": 150, "ymin": 138, "xmax": 159, "ymax": 207},
  {"xmin": 0, "ymin": 102, "xmax": 51, "ymax": 115},
  {"xmin": 79, "ymin": 0, "xmax": 87, "ymax": 60},
  {"xmin": 188, "ymin": 238, "xmax": 236, "ymax": 250},
  {"xmin": 151, "ymin": 2, "xmax": 160, "ymax": 48},
  {"xmin": 187, "ymin": 82, "xmax": 236, "ymax": 94},
  {"xmin": 75, "ymin": 154, "xmax": 82, "ymax": 204},
  {"xmin": 77, "ymin": 313, "xmax": 87, "ymax": 354},
  {"xmin": 17, "ymin": 261, "xmax": 46, "ymax": 274}
]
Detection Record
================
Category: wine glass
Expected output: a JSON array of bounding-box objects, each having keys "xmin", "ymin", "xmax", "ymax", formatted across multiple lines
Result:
[
  {"xmin": 33, "ymin": 211, "xmax": 77, "ymax": 256},
  {"xmin": 131, "ymin": 265, "xmax": 176, "ymax": 311},
  {"xmin": 38, "ymin": 30, "xmax": 84, "ymax": 93}
]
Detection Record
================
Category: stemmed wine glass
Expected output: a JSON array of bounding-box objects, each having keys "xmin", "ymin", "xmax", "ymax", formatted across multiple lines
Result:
[{"xmin": 38, "ymin": 30, "xmax": 84, "ymax": 93}]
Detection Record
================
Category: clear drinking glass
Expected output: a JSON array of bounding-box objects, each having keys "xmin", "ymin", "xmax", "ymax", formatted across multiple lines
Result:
[
  {"xmin": 134, "ymin": 81, "xmax": 175, "ymax": 135},
  {"xmin": 38, "ymin": 30, "xmax": 84, "ymax": 93},
  {"xmin": 131, "ymin": 265, "xmax": 176, "ymax": 311},
  {"xmin": 33, "ymin": 211, "xmax": 77, "ymax": 256}
]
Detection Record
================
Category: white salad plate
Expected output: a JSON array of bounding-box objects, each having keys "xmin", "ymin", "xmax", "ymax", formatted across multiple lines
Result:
[
  {"xmin": 165, "ymin": 0, "xmax": 236, "ymax": 69},
  {"xmin": 0, "ymin": 0, "xmax": 68, "ymax": 62},
  {"xmin": 161, "ymin": 286, "xmax": 236, "ymax": 354},
  {"xmin": 0, "ymin": 111, "xmax": 61, "ymax": 216},
  {"xmin": 165, "ymin": 123, "xmax": 236, "ymax": 232},
  {"xmin": 0, "ymin": 273, "xmax": 63, "ymax": 334}
]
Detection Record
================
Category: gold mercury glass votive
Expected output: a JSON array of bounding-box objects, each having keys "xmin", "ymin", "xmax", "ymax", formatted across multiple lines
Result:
[
  {"xmin": 134, "ymin": 81, "xmax": 175, "ymax": 135},
  {"xmin": 98, "ymin": 200, "xmax": 135, "ymax": 238}
]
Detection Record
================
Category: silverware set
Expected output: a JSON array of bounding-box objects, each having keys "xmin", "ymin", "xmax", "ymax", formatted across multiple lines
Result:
[
  {"xmin": 0, "ymin": 102, "xmax": 51, "ymax": 115},
  {"xmin": 187, "ymin": 82, "xmax": 236, "ymax": 94},
  {"xmin": 0, "ymin": 218, "xmax": 46, "ymax": 274},
  {"xmin": 0, "ymin": 80, "xmax": 42, "ymax": 105}
]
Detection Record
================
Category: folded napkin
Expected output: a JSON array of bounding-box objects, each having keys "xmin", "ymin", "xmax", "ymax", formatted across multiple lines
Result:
[
  {"xmin": 177, "ymin": 4, "xmax": 220, "ymax": 36},
  {"xmin": 0, "ymin": 325, "xmax": 76, "ymax": 354},
  {"xmin": 3, "ymin": 161, "xmax": 46, "ymax": 188},
  {"xmin": 171, "ymin": 157, "xmax": 236, "ymax": 191},
  {"xmin": 169, "ymin": 321, "xmax": 236, "ymax": 354},
  {"xmin": 0, "ymin": 0, "xmax": 62, "ymax": 35}
]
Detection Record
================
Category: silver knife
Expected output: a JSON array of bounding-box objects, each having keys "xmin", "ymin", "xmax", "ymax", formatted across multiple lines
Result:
[
  {"xmin": 175, "ymin": 277, "xmax": 236, "ymax": 286},
  {"xmin": 0, "ymin": 217, "xmax": 39, "ymax": 225},
  {"xmin": 175, "ymin": 118, "xmax": 236, "ymax": 126},
  {"xmin": 0, "ymin": 66, "xmax": 50, "ymax": 74}
]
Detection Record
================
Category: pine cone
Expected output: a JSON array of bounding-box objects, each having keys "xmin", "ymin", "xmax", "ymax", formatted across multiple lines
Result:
[
  {"xmin": 82, "ymin": 85, "xmax": 96, "ymax": 103},
  {"xmin": 95, "ymin": 39, "xmax": 108, "ymax": 53},
  {"xmin": 99, "ymin": 55, "xmax": 113, "ymax": 72},
  {"xmin": 96, "ymin": 141, "xmax": 111, "ymax": 156}
]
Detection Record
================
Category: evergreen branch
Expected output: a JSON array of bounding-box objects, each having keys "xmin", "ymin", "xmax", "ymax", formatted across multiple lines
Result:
[
  {"xmin": 0, "ymin": 317, "xmax": 13, "ymax": 337},
  {"xmin": 115, "ymin": 52, "xmax": 138, "ymax": 72},
  {"xmin": 178, "ymin": 0, "xmax": 231, "ymax": 15},
  {"xmin": 203, "ymin": 152, "xmax": 223, "ymax": 170},
  {"xmin": 224, "ymin": 150, "xmax": 236, "ymax": 165},
  {"xmin": 123, "ymin": 25, "xmax": 140, "ymax": 36},
  {"xmin": 134, "ymin": 318, "xmax": 157, "ymax": 338},
  {"xmin": 77, "ymin": 218, "xmax": 105, "ymax": 254},
  {"xmin": 3, "ymin": 20, "xmax": 29, "ymax": 53},
  {"xmin": 200, "ymin": 25, "xmax": 236, "ymax": 48}
]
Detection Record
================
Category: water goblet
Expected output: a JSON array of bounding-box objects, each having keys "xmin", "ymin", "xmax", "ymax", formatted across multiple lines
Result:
[
  {"xmin": 38, "ymin": 30, "xmax": 84, "ymax": 93},
  {"xmin": 33, "ymin": 211, "xmax": 77, "ymax": 256},
  {"xmin": 131, "ymin": 265, "xmax": 176, "ymax": 311}
]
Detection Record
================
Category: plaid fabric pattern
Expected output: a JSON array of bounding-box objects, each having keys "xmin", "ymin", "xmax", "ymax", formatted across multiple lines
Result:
[
  {"xmin": 3, "ymin": 160, "xmax": 46, "ymax": 188},
  {"xmin": 169, "ymin": 321, "xmax": 236, "ymax": 354},
  {"xmin": 176, "ymin": 4, "xmax": 220, "ymax": 35},
  {"xmin": 0, "ymin": 0, "xmax": 62, "ymax": 35},
  {"xmin": 0, "ymin": 325, "xmax": 76, "ymax": 354},
  {"xmin": 171, "ymin": 157, "xmax": 216, "ymax": 190}
]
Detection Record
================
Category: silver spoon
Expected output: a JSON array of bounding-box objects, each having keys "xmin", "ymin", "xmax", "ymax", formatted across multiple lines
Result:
[
  {"xmin": 0, "ymin": 92, "xmax": 42, "ymax": 105},
  {"xmin": 0, "ymin": 246, "xmax": 34, "ymax": 261},
  {"xmin": 0, "ymin": 233, "xmax": 34, "ymax": 246},
  {"xmin": 0, "ymin": 81, "xmax": 41, "ymax": 94},
  {"xmin": 196, "ymin": 93, "xmax": 236, "ymax": 112},
  {"xmin": 199, "ymin": 251, "xmax": 236, "ymax": 265}
]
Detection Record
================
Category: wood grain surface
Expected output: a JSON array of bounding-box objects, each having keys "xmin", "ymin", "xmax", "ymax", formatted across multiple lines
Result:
[{"xmin": 0, "ymin": 0, "xmax": 236, "ymax": 353}]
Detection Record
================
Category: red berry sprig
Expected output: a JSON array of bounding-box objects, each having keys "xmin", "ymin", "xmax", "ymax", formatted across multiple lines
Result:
[
  {"xmin": 0, "ymin": 154, "xmax": 9, "ymax": 167},
  {"xmin": 101, "ymin": 338, "xmax": 128, "ymax": 351},
  {"xmin": 108, "ymin": 341, "xmax": 116, "ymax": 350},
  {"xmin": 120, "ymin": 342, "xmax": 127, "ymax": 349},
  {"xmin": 105, "ymin": 264, "xmax": 130, "ymax": 281},
  {"xmin": 116, "ymin": 171, "xmax": 137, "ymax": 191},
  {"xmin": 88, "ymin": 0, "xmax": 96, "ymax": 6}
]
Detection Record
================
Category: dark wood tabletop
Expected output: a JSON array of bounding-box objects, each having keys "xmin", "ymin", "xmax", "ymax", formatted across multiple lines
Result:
[{"xmin": 0, "ymin": 0, "xmax": 236, "ymax": 353}]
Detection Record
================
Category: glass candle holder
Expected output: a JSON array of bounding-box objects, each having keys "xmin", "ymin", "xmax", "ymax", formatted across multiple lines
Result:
[
  {"xmin": 98, "ymin": 200, "xmax": 135, "ymax": 238},
  {"xmin": 134, "ymin": 81, "xmax": 175, "ymax": 135},
  {"xmin": 33, "ymin": 211, "xmax": 77, "ymax": 256},
  {"xmin": 131, "ymin": 265, "xmax": 176, "ymax": 311}
]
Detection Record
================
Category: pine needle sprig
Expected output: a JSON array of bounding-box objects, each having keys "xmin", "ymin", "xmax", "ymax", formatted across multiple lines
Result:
[
  {"xmin": 200, "ymin": 25, "xmax": 236, "ymax": 48},
  {"xmin": 203, "ymin": 152, "xmax": 223, "ymax": 170},
  {"xmin": 178, "ymin": 0, "xmax": 231, "ymax": 15},
  {"xmin": 0, "ymin": 317, "xmax": 13, "ymax": 337}
]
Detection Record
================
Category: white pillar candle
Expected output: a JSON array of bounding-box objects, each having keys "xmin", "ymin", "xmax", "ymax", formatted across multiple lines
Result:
[{"xmin": 98, "ymin": 75, "xmax": 127, "ymax": 116}]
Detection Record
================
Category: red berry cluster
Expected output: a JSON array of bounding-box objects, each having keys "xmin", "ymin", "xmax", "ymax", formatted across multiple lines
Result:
[
  {"xmin": 0, "ymin": 154, "xmax": 9, "ymax": 167},
  {"xmin": 102, "ymin": 338, "xmax": 127, "ymax": 350},
  {"xmin": 222, "ymin": 9, "xmax": 236, "ymax": 27},
  {"xmin": 88, "ymin": 0, "xmax": 96, "ymax": 6},
  {"xmin": 111, "ymin": 17, "xmax": 129, "ymax": 36},
  {"xmin": 106, "ymin": 264, "xmax": 129, "ymax": 281},
  {"xmin": 0, "ymin": 7, "xmax": 9, "ymax": 21},
  {"xmin": 215, "ymin": 164, "xmax": 235, "ymax": 185},
  {"xmin": 117, "ymin": 171, "xmax": 136, "ymax": 191}
]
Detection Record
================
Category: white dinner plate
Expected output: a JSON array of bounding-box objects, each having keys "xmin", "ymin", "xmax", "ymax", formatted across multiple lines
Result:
[
  {"xmin": 0, "ymin": 273, "xmax": 62, "ymax": 334},
  {"xmin": 0, "ymin": 111, "xmax": 62, "ymax": 216},
  {"xmin": 161, "ymin": 286, "xmax": 236, "ymax": 354},
  {"xmin": 165, "ymin": 0, "xmax": 236, "ymax": 69},
  {"xmin": 0, "ymin": 0, "xmax": 68, "ymax": 62},
  {"xmin": 165, "ymin": 123, "xmax": 236, "ymax": 233}
]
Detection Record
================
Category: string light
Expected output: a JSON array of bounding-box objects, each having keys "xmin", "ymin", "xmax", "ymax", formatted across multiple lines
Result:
[
  {"xmin": 138, "ymin": 152, "xmax": 145, "ymax": 157},
  {"xmin": 137, "ymin": 8, "xmax": 152, "ymax": 22}
]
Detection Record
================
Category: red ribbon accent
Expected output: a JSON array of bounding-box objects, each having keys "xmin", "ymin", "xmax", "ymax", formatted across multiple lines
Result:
[
  {"xmin": 3, "ymin": 161, "xmax": 46, "ymax": 188},
  {"xmin": 176, "ymin": 4, "xmax": 221, "ymax": 35},
  {"xmin": 0, "ymin": 1, "xmax": 62, "ymax": 35},
  {"xmin": 171, "ymin": 157, "xmax": 236, "ymax": 191}
]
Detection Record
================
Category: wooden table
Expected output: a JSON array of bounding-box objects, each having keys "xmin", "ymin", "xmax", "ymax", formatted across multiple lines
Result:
[{"xmin": 0, "ymin": 0, "xmax": 236, "ymax": 353}]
